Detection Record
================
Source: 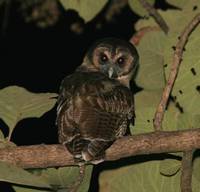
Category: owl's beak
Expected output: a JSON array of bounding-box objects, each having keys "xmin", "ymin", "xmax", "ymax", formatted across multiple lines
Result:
[
  {"xmin": 108, "ymin": 67, "xmax": 114, "ymax": 78},
  {"xmin": 108, "ymin": 67, "xmax": 118, "ymax": 78}
]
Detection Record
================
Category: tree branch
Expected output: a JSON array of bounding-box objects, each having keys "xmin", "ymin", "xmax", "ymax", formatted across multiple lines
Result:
[
  {"xmin": 130, "ymin": 26, "xmax": 160, "ymax": 45},
  {"xmin": 0, "ymin": 128, "xmax": 200, "ymax": 169},
  {"xmin": 181, "ymin": 150, "xmax": 194, "ymax": 192},
  {"xmin": 153, "ymin": 13, "xmax": 200, "ymax": 131},
  {"xmin": 138, "ymin": 0, "xmax": 169, "ymax": 34}
]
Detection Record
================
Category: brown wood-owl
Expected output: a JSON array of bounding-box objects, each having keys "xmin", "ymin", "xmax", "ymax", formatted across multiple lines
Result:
[{"xmin": 56, "ymin": 38, "xmax": 139, "ymax": 163}]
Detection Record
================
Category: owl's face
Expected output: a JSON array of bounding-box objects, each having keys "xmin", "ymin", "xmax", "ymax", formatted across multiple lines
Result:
[{"xmin": 78, "ymin": 38, "xmax": 139, "ymax": 87}]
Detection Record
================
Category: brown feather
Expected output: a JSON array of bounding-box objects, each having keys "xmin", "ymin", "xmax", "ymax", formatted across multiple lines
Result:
[{"xmin": 57, "ymin": 72, "xmax": 134, "ymax": 161}]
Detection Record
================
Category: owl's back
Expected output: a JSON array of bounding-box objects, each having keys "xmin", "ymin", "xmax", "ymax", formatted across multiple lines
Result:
[{"xmin": 57, "ymin": 72, "xmax": 134, "ymax": 162}]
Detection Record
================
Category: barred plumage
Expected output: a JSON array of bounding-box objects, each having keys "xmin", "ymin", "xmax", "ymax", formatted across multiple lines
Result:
[{"xmin": 57, "ymin": 38, "xmax": 139, "ymax": 163}]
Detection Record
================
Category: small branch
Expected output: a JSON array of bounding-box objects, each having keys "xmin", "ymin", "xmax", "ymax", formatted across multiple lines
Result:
[
  {"xmin": 181, "ymin": 150, "xmax": 194, "ymax": 192},
  {"xmin": 130, "ymin": 26, "xmax": 160, "ymax": 45},
  {"xmin": 153, "ymin": 13, "xmax": 200, "ymax": 131},
  {"xmin": 138, "ymin": 0, "xmax": 169, "ymax": 34},
  {"xmin": 0, "ymin": 128, "xmax": 200, "ymax": 169}
]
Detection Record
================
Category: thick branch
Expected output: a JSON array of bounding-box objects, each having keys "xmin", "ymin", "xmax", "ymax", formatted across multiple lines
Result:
[
  {"xmin": 138, "ymin": 0, "xmax": 169, "ymax": 34},
  {"xmin": 0, "ymin": 128, "xmax": 200, "ymax": 169},
  {"xmin": 181, "ymin": 151, "xmax": 194, "ymax": 192},
  {"xmin": 153, "ymin": 13, "xmax": 200, "ymax": 131}
]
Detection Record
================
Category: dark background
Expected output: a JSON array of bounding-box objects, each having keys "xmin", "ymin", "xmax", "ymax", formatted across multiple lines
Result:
[{"xmin": 0, "ymin": 1, "xmax": 172, "ymax": 191}]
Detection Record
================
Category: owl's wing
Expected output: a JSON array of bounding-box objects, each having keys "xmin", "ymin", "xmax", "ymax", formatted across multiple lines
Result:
[{"xmin": 57, "ymin": 72, "xmax": 134, "ymax": 161}]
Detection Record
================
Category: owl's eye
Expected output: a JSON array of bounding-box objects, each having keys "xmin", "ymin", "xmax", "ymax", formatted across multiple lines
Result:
[
  {"xmin": 100, "ymin": 54, "xmax": 108, "ymax": 63},
  {"xmin": 117, "ymin": 57, "xmax": 125, "ymax": 67}
]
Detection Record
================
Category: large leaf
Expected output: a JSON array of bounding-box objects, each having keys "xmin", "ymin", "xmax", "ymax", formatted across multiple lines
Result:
[
  {"xmin": 99, "ymin": 159, "xmax": 200, "ymax": 192},
  {"xmin": 166, "ymin": 0, "xmax": 200, "ymax": 10},
  {"xmin": 59, "ymin": 0, "xmax": 107, "ymax": 22},
  {"xmin": 134, "ymin": 8, "xmax": 200, "ymax": 117},
  {"xmin": 0, "ymin": 130, "xmax": 4, "ymax": 139},
  {"xmin": 135, "ymin": 8, "xmax": 198, "ymax": 35},
  {"xmin": 165, "ymin": 30, "xmax": 200, "ymax": 114},
  {"xmin": 99, "ymin": 160, "xmax": 180, "ymax": 192},
  {"xmin": 101, "ymin": 4, "xmax": 200, "ymax": 192},
  {"xmin": 41, "ymin": 165, "xmax": 93, "ymax": 191},
  {"xmin": 193, "ymin": 156, "xmax": 200, "ymax": 183},
  {"xmin": 160, "ymin": 159, "xmax": 181, "ymax": 176},
  {"xmin": 135, "ymin": 31, "xmax": 166, "ymax": 90},
  {"xmin": 159, "ymin": 11, "xmax": 200, "ymax": 115},
  {"xmin": 0, "ymin": 161, "xmax": 51, "ymax": 188},
  {"xmin": 128, "ymin": 0, "xmax": 155, "ymax": 17},
  {"xmin": 0, "ymin": 86, "xmax": 57, "ymax": 139},
  {"xmin": 131, "ymin": 30, "xmax": 167, "ymax": 134},
  {"xmin": 13, "ymin": 185, "xmax": 50, "ymax": 192},
  {"xmin": 132, "ymin": 100, "xmax": 180, "ymax": 134}
]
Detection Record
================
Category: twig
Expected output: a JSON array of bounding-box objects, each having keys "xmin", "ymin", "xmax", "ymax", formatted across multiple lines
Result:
[
  {"xmin": 130, "ymin": 26, "xmax": 160, "ymax": 45},
  {"xmin": 0, "ymin": 128, "xmax": 200, "ymax": 169},
  {"xmin": 138, "ymin": 0, "xmax": 169, "ymax": 34},
  {"xmin": 68, "ymin": 165, "xmax": 85, "ymax": 192},
  {"xmin": 153, "ymin": 13, "xmax": 200, "ymax": 131},
  {"xmin": 181, "ymin": 150, "xmax": 194, "ymax": 192}
]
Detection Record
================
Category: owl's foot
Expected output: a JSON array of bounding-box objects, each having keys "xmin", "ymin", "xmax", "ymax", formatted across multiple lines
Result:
[
  {"xmin": 64, "ymin": 137, "xmax": 113, "ymax": 164},
  {"xmin": 81, "ymin": 139, "xmax": 113, "ymax": 164}
]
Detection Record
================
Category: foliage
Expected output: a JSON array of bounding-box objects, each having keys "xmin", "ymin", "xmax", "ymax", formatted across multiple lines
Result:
[
  {"xmin": 99, "ymin": 0, "xmax": 200, "ymax": 192},
  {"xmin": 59, "ymin": 0, "xmax": 108, "ymax": 22},
  {"xmin": 0, "ymin": 0, "xmax": 200, "ymax": 192},
  {"xmin": 0, "ymin": 86, "xmax": 93, "ymax": 192},
  {"xmin": 0, "ymin": 86, "xmax": 58, "ymax": 140}
]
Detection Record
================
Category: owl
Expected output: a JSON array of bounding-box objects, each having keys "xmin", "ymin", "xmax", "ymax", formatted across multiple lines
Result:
[{"xmin": 56, "ymin": 38, "xmax": 139, "ymax": 163}]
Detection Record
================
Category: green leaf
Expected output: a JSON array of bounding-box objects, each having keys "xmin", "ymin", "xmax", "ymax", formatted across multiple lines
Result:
[
  {"xmin": 41, "ymin": 165, "xmax": 93, "ymax": 191},
  {"xmin": 193, "ymin": 156, "xmax": 200, "ymax": 182},
  {"xmin": 130, "ymin": 101, "xmax": 180, "ymax": 134},
  {"xmin": 160, "ymin": 159, "xmax": 181, "ymax": 176},
  {"xmin": 166, "ymin": 0, "xmax": 188, "ymax": 9},
  {"xmin": 13, "ymin": 185, "xmax": 50, "ymax": 192},
  {"xmin": 131, "ymin": 107, "xmax": 155, "ymax": 134},
  {"xmin": 99, "ymin": 159, "xmax": 200, "ymax": 192},
  {"xmin": 177, "ymin": 114, "xmax": 200, "ymax": 130},
  {"xmin": 162, "ymin": 104, "xmax": 180, "ymax": 131},
  {"xmin": 128, "ymin": 0, "xmax": 155, "ymax": 17},
  {"xmin": 166, "ymin": 0, "xmax": 200, "ymax": 10},
  {"xmin": 0, "ymin": 129, "xmax": 4, "ymax": 139},
  {"xmin": 59, "ymin": 0, "xmax": 108, "ymax": 22},
  {"xmin": 132, "ymin": 91, "xmax": 160, "ymax": 134},
  {"xmin": 134, "ymin": 8, "xmax": 200, "ymax": 127},
  {"xmin": 99, "ymin": 160, "xmax": 181, "ymax": 192},
  {"xmin": 0, "ymin": 86, "xmax": 57, "ymax": 140},
  {"xmin": 77, "ymin": 165, "xmax": 93, "ymax": 192},
  {"xmin": 0, "ymin": 162, "xmax": 51, "ymax": 188},
  {"xmin": 135, "ymin": 31, "xmax": 166, "ymax": 90},
  {"xmin": 163, "ymin": 12, "xmax": 200, "ymax": 115},
  {"xmin": 168, "ymin": 49, "xmax": 200, "ymax": 113},
  {"xmin": 132, "ymin": 31, "xmax": 168, "ymax": 134}
]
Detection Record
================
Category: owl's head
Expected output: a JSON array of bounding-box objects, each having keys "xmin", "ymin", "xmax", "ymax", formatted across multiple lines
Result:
[{"xmin": 78, "ymin": 38, "xmax": 139, "ymax": 87}]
